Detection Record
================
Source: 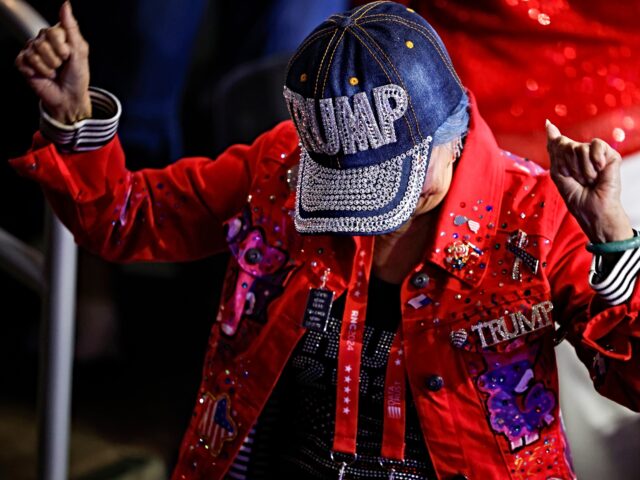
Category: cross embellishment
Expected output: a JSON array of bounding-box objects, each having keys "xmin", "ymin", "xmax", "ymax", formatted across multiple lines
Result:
[{"xmin": 506, "ymin": 230, "xmax": 539, "ymax": 281}]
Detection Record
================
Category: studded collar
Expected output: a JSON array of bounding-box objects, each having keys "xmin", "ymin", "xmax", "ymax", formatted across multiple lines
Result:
[
  {"xmin": 284, "ymin": 92, "xmax": 507, "ymax": 288},
  {"xmin": 422, "ymin": 92, "xmax": 506, "ymax": 287}
]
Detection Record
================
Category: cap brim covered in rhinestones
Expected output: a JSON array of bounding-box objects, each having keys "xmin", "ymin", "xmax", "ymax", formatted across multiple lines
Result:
[{"xmin": 294, "ymin": 136, "xmax": 433, "ymax": 235}]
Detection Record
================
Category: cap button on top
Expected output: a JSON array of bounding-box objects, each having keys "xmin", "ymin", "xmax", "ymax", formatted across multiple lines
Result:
[
  {"xmin": 425, "ymin": 375, "xmax": 444, "ymax": 392},
  {"xmin": 334, "ymin": 15, "xmax": 354, "ymax": 29},
  {"xmin": 411, "ymin": 272, "xmax": 430, "ymax": 289}
]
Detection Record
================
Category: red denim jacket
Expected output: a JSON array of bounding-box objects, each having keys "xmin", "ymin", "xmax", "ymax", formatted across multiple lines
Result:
[{"xmin": 10, "ymin": 99, "xmax": 640, "ymax": 480}]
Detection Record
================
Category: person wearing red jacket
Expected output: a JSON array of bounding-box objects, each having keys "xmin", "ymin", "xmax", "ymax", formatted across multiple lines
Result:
[{"xmin": 13, "ymin": 2, "xmax": 640, "ymax": 479}]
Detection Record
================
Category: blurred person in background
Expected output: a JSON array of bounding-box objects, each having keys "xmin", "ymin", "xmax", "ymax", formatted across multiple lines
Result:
[{"xmin": 12, "ymin": 1, "xmax": 640, "ymax": 479}]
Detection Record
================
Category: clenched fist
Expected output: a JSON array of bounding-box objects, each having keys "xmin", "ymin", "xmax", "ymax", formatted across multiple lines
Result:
[
  {"xmin": 15, "ymin": 1, "xmax": 91, "ymax": 124},
  {"xmin": 546, "ymin": 120, "xmax": 633, "ymax": 244}
]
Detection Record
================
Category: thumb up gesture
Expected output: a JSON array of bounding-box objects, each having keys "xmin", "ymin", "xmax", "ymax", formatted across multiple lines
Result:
[
  {"xmin": 15, "ymin": 1, "xmax": 91, "ymax": 124},
  {"xmin": 546, "ymin": 120, "xmax": 633, "ymax": 244}
]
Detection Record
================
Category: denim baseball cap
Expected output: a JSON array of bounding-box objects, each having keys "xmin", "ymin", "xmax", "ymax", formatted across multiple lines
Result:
[{"xmin": 283, "ymin": 1, "xmax": 465, "ymax": 235}]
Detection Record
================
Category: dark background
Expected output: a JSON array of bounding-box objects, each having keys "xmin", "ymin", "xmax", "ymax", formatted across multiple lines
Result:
[{"xmin": 0, "ymin": 1, "xmax": 344, "ymax": 477}]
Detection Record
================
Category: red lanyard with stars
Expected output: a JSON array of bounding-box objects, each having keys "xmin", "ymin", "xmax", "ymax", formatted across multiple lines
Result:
[
  {"xmin": 333, "ymin": 236, "xmax": 407, "ymax": 475},
  {"xmin": 382, "ymin": 331, "xmax": 406, "ymax": 462}
]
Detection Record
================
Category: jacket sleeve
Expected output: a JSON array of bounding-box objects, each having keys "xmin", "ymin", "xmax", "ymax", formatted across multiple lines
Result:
[
  {"xmin": 8, "ymin": 125, "xmax": 286, "ymax": 263},
  {"xmin": 546, "ymin": 202, "xmax": 640, "ymax": 411}
]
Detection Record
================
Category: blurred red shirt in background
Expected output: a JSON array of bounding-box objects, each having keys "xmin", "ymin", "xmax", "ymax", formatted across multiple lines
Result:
[{"xmin": 355, "ymin": 0, "xmax": 640, "ymax": 166}]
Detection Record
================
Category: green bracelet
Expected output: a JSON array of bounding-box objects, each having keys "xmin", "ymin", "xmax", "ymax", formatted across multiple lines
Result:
[{"xmin": 586, "ymin": 231, "xmax": 640, "ymax": 254}]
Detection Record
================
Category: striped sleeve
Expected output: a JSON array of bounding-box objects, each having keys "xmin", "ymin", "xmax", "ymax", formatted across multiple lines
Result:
[
  {"xmin": 39, "ymin": 87, "xmax": 121, "ymax": 153},
  {"xmin": 589, "ymin": 230, "xmax": 640, "ymax": 305}
]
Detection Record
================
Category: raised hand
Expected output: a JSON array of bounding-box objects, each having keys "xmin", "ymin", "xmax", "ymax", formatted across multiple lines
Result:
[
  {"xmin": 546, "ymin": 120, "xmax": 633, "ymax": 244},
  {"xmin": 15, "ymin": 1, "xmax": 91, "ymax": 124}
]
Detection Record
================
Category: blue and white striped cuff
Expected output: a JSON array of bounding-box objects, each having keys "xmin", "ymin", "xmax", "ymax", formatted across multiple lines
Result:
[
  {"xmin": 39, "ymin": 87, "xmax": 121, "ymax": 152},
  {"xmin": 589, "ymin": 230, "xmax": 640, "ymax": 305}
]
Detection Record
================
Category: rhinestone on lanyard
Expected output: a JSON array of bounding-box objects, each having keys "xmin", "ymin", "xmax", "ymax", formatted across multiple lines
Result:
[
  {"xmin": 379, "ymin": 457, "xmax": 405, "ymax": 480},
  {"xmin": 330, "ymin": 451, "xmax": 358, "ymax": 480}
]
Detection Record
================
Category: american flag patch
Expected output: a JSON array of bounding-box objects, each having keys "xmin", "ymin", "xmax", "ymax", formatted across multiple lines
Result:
[
  {"xmin": 408, "ymin": 294, "xmax": 432, "ymax": 309},
  {"xmin": 387, "ymin": 405, "xmax": 402, "ymax": 419},
  {"xmin": 198, "ymin": 392, "xmax": 238, "ymax": 457}
]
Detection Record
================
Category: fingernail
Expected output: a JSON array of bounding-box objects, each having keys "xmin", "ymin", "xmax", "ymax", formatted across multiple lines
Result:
[{"xmin": 545, "ymin": 119, "xmax": 550, "ymax": 127}]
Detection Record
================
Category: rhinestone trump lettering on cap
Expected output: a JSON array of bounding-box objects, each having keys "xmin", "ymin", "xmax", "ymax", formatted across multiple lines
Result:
[
  {"xmin": 335, "ymin": 92, "xmax": 386, "ymax": 154},
  {"xmin": 470, "ymin": 301, "xmax": 554, "ymax": 348},
  {"xmin": 283, "ymin": 84, "xmax": 408, "ymax": 156}
]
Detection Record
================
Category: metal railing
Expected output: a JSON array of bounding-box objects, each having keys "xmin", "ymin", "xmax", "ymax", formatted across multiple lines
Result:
[{"xmin": 0, "ymin": 2, "xmax": 78, "ymax": 480}]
